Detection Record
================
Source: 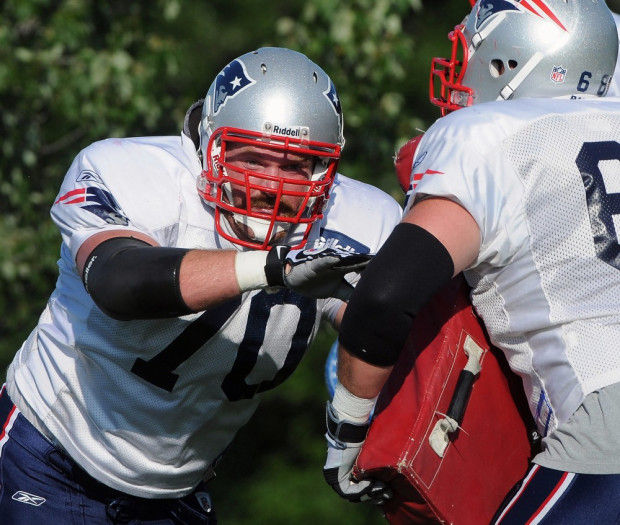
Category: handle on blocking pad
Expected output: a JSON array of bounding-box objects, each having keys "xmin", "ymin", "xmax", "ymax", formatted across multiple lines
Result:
[{"xmin": 428, "ymin": 335, "xmax": 484, "ymax": 457}]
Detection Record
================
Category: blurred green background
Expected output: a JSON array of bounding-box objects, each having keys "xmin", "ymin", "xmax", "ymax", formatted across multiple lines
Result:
[{"xmin": 1, "ymin": 1, "xmax": 619, "ymax": 523}]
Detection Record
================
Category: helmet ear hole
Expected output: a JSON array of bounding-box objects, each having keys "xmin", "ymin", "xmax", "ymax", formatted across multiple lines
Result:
[
  {"xmin": 489, "ymin": 59, "xmax": 505, "ymax": 78},
  {"xmin": 508, "ymin": 60, "xmax": 518, "ymax": 70}
]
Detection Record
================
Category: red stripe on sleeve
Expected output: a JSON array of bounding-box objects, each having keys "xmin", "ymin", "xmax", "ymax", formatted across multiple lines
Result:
[
  {"xmin": 55, "ymin": 188, "xmax": 86, "ymax": 204},
  {"xmin": 63, "ymin": 197, "xmax": 87, "ymax": 205}
]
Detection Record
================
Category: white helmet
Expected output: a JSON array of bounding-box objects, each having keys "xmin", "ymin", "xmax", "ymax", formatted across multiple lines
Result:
[
  {"xmin": 431, "ymin": 0, "xmax": 618, "ymax": 114},
  {"xmin": 195, "ymin": 47, "xmax": 345, "ymax": 250}
]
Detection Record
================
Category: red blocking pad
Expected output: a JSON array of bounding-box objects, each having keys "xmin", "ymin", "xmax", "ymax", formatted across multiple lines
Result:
[{"xmin": 355, "ymin": 276, "xmax": 533, "ymax": 524}]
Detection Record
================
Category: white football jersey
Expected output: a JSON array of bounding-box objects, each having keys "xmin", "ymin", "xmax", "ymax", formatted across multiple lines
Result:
[
  {"xmin": 407, "ymin": 97, "xmax": 620, "ymax": 437},
  {"xmin": 6, "ymin": 133, "xmax": 402, "ymax": 498}
]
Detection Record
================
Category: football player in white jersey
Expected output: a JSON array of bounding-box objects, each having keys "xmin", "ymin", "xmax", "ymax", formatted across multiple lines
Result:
[
  {"xmin": 0, "ymin": 47, "xmax": 402, "ymax": 524},
  {"xmin": 323, "ymin": 1, "xmax": 620, "ymax": 523}
]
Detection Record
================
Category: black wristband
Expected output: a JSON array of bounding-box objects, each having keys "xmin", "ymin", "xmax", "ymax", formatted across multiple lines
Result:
[
  {"xmin": 325, "ymin": 402, "xmax": 370, "ymax": 444},
  {"xmin": 83, "ymin": 237, "xmax": 192, "ymax": 320},
  {"xmin": 338, "ymin": 223, "xmax": 454, "ymax": 366},
  {"xmin": 264, "ymin": 245, "xmax": 290, "ymax": 287}
]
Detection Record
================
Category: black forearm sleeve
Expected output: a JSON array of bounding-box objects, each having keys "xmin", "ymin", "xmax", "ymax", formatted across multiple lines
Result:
[
  {"xmin": 338, "ymin": 223, "xmax": 455, "ymax": 366},
  {"xmin": 82, "ymin": 237, "xmax": 192, "ymax": 320}
]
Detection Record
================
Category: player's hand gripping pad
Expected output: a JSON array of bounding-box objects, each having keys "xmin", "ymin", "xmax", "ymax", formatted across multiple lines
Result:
[{"xmin": 354, "ymin": 276, "xmax": 533, "ymax": 524}]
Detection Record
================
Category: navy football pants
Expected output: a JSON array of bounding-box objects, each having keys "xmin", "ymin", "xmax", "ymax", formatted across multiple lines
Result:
[
  {"xmin": 493, "ymin": 463, "xmax": 620, "ymax": 524},
  {"xmin": 0, "ymin": 387, "xmax": 216, "ymax": 524}
]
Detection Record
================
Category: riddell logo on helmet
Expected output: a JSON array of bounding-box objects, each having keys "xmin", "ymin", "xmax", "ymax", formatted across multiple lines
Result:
[{"xmin": 272, "ymin": 125, "xmax": 303, "ymax": 137}]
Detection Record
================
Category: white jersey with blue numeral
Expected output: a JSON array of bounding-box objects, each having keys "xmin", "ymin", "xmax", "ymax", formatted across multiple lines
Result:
[
  {"xmin": 407, "ymin": 97, "xmax": 620, "ymax": 437},
  {"xmin": 6, "ymin": 133, "xmax": 402, "ymax": 498}
]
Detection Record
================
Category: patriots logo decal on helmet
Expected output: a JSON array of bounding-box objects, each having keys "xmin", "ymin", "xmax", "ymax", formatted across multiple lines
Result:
[
  {"xmin": 475, "ymin": 0, "xmax": 518, "ymax": 29},
  {"xmin": 212, "ymin": 59, "xmax": 255, "ymax": 115},
  {"xmin": 475, "ymin": 0, "xmax": 566, "ymax": 32},
  {"xmin": 323, "ymin": 79, "xmax": 342, "ymax": 117}
]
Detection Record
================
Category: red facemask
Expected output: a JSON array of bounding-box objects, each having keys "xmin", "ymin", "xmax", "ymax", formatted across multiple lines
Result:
[
  {"xmin": 429, "ymin": 25, "xmax": 474, "ymax": 116},
  {"xmin": 198, "ymin": 127, "xmax": 341, "ymax": 250}
]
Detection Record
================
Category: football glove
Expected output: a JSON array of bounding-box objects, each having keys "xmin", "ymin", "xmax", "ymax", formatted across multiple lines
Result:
[
  {"xmin": 323, "ymin": 401, "xmax": 392, "ymax": 504},
  {"xmin": 265, "ymin": 244, "xmax": 372, "ymax": 301}
]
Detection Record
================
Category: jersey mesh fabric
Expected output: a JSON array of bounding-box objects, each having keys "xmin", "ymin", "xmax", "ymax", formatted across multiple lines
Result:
[
  {"xmin": 505, "ymin": 112, "xmax": 620, "ymax": 397},
  {"xmin": 411, "ymin": 98, "xmax": 620, "ymax": 436},
  {"xmin": 466, "ymin": 273, "xmax": 552, "ymax": 431}
]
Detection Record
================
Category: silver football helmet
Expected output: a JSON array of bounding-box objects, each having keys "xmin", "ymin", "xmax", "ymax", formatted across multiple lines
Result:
[
  {"xmin": 197, "ymin": 47, "xmax": 345, "ymax": 250},
  {"xmin": 431, "ymin": 0, "xmax": 618, "ymax": 114}
]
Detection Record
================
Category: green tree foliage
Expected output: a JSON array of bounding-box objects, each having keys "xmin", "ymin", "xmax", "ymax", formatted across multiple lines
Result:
[
  {"xmin": 0, "ymin": 0, "xmax": 184, "ymax": 359},
  {"xmin": 0, "ymin": 0, "xmax": 488, "ymax": 522}
]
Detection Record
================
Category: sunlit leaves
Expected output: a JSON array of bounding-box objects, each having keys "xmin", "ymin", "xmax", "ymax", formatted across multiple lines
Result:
[{"xmin": 0, "ymin": 0, "xmax": 183, "ymax": 355}]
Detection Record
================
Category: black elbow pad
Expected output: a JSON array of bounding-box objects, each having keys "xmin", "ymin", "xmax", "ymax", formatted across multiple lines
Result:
[
  {"xmin": 83, "ymin": 237, "xmax": 192, "ymax": 320},
  {"xmin": 339, "ymin": 223, "xmax": 454, "ymax": 367}
]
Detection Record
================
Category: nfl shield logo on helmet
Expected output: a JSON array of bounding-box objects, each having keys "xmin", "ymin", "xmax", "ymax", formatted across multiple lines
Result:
[
  {"xmin": 212, "ymin": 59, "xmax": 255, "ymax": 115},
  {"xmin": 550, "ymin": 65, "xmax": 567, "ymax": 83}
]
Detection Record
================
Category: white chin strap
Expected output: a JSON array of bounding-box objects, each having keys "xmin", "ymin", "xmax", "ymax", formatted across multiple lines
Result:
[
  {"xmin": 220, "ymin": 213, "xmax": 308, "ymax": 249},
  {"xmin": 227, "ymin": 212, "xmax": 288, "ymax": 243},
  {"xmin": 218, "ymin": 177, "xmax": 292, "ymax": 246}
]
